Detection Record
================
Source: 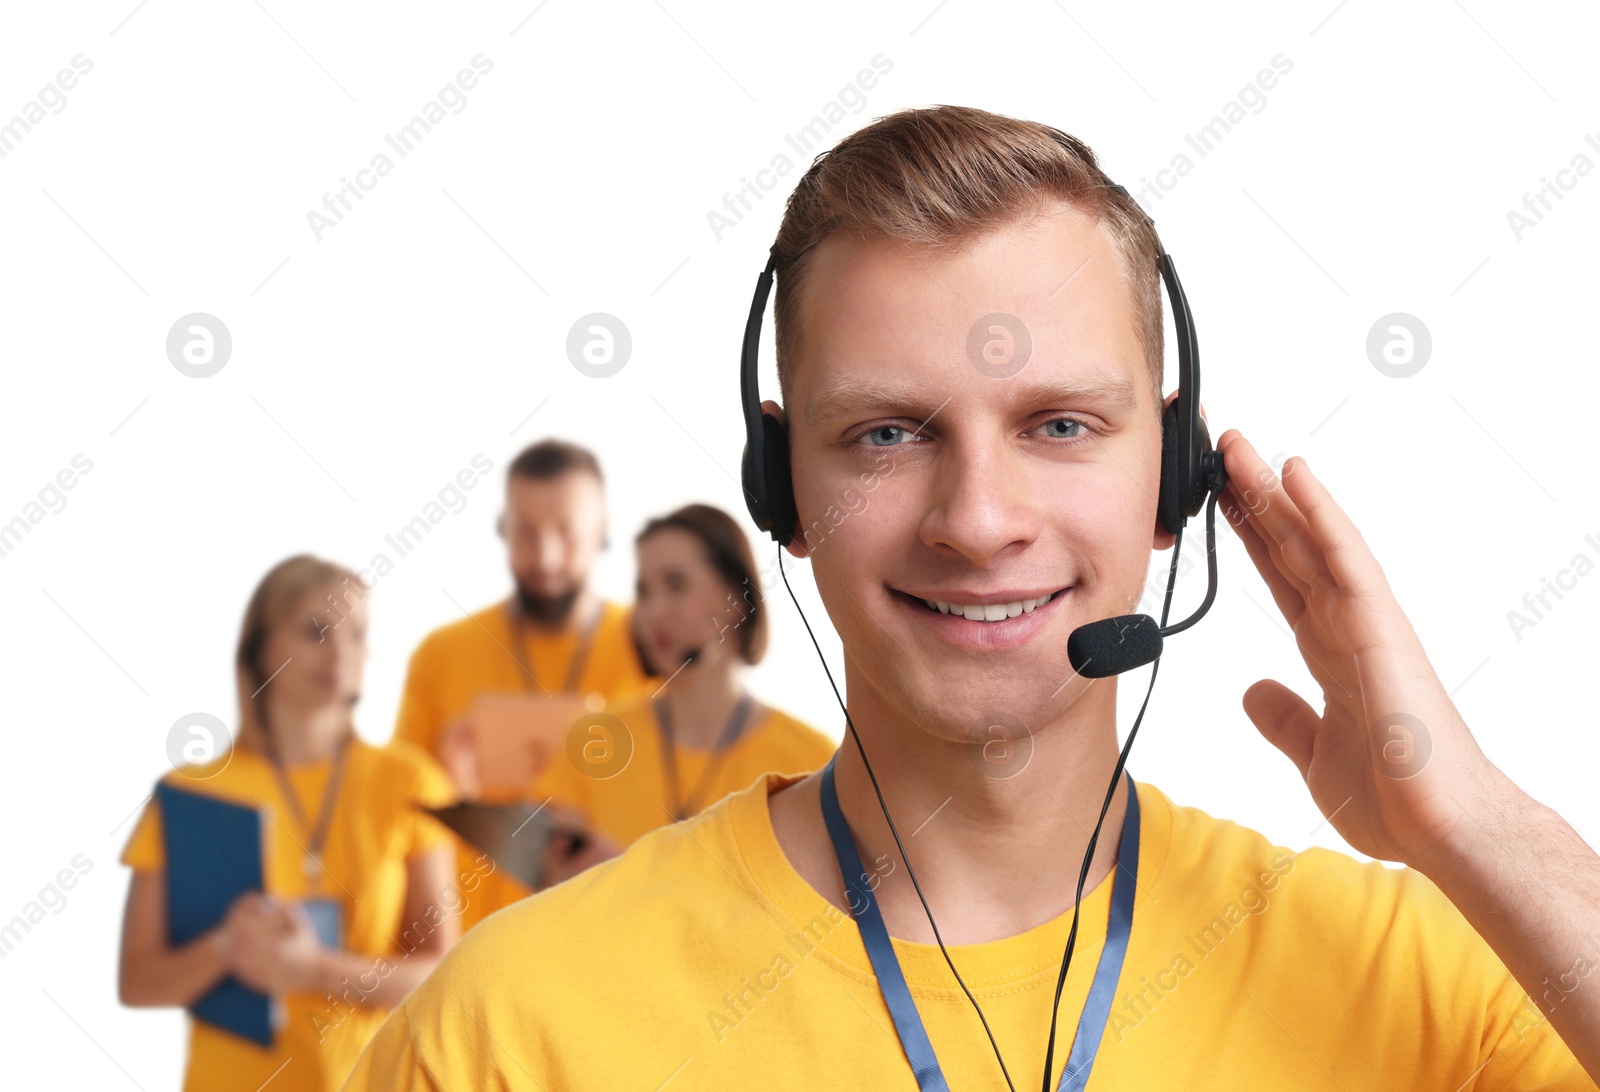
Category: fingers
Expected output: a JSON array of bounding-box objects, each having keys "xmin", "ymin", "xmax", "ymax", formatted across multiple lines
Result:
[
  {"xmin": 1277, "ymin": 457, "xmax": 1390, "ymax": 601},
  {"xmin": 282, "ymin": 899, "xmax": 315, "ymax": 931},
  {"xmin": 1222, "ymin": 481, "xmax": 1307, "ymax": 627},
  {"xmin": 1241, "ymin": 678, "xmax": 1319, "ymax": 782},
  {"xmin": 442, "ymin": 715, "xmax": 476, "ymax": 747},
  {"xmin": 1217, "ymin": 433, "xmax": 1330, "ymax": 598}
]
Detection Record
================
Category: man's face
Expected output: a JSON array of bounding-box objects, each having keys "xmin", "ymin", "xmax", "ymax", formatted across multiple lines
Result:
[
  {"xmin": 779, "ymin": 201, "xmax": 1167, "ymax": 743},
  {"xmin": 502, "ymin": 471, "xmax": 605, "ymax": 624}
]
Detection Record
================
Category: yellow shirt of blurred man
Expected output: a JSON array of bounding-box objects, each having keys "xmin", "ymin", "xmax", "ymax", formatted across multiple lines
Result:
[
  {"xmin": 122, "ymin": 740, "xmax": 462, "ymax": 1092},
  {"xmin": 533, "ymin": 693, "xmax": 836, "ymax": 846},
  {"xmin": 390, "ymin": 597, "xmax": 655, "ymax": 928},
  {"xmin": 341, "ymin": 773, "xmax": 1592, "ymax": 1090}
]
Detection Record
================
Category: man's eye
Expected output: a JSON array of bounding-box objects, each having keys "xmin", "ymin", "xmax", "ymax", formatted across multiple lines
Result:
[
  {"xmin": 859, "ymin": 425, "xmax": 914, "ymax": 447},
  {"xmin": 1037, "ymin": 417, "xmax": 1095, "ymax": 444}
]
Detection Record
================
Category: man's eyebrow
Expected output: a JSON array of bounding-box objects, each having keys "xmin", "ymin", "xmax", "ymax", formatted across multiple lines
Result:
[{"xmin": 806, "ymin": 374, "xmax": 1141, "ymax": 424}]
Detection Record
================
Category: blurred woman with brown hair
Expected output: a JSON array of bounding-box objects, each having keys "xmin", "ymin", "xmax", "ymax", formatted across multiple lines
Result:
[
  {"xmin": 117, "ymin": 555, "xmax": 463, "ymax": 1091},
  {"xmin": 525, "ymin": 503, "xmax": 837, "ymax": 885}
]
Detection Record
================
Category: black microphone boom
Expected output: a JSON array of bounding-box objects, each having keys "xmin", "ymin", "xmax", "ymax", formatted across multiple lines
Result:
[
  {"xmin": 1066, "ymin": 615, "xmax": 1164, "ymax": 679},
  {"xmin": 1066, "ymin": 478, "xmax": 1226, "ymax": 679}
]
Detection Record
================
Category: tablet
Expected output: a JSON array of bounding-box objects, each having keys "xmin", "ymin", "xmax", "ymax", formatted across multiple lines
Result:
[{"xmin": 471, "ymin": 691, "xmax": 603, "ymax": 798}]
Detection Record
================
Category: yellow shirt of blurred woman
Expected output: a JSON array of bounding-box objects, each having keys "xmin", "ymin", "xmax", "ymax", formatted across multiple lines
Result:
[
  {"xmin": 532, "ymin": 693, "xmax": 836, "ymax": 846},
  {"xmin": 121, "ymin": 739, "xmax": 465, "ymax": 1092},
  {"xmin": 341, "ymin": 773, "xmax": 1591, "ymax": 1090},
  {"xmin": 390, "ymin": 597, "xmax": 657, "ymax": 928}
]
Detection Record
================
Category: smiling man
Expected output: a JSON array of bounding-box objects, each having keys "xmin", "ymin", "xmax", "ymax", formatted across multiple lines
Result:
[{"xmin": 343, "ymin": 107, "xmax": 1599, "ymax": 1090}]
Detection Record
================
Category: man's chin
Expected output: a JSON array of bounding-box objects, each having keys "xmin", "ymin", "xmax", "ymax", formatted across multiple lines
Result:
[
  {"xmin": 872, "ymin": 672, "xmax": 1044, "ymax": 743},
  {"xmin": 514, "ymin": 584, "xmax": 581, "ymax": 625}
]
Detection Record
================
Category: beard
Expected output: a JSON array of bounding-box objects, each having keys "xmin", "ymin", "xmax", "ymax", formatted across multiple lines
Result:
[{"xmin": 513, "ymin": 582, "xmax": 581, "ymax": 626}]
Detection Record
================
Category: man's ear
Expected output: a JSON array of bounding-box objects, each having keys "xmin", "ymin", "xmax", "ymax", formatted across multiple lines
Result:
[
  {"xmin": 1151, "ymin": 390, "xmax": 1210, "ymax": 554},
  {"xmin": 758, "ymin": 398, "xmax": 809, "ymax": 560}
]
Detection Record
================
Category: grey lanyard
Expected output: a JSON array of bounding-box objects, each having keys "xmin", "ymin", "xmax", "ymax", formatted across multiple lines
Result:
[
  {"xmin": 264, "ymin": 733, "xmax": 350, "ymax": 886},
  {"xmin": 507, "ymin": 596, "xmax": 603, "ymax": 694},
  {"xmin": 654, "ymin": 690, "xmax": 756, "ymax": 821}
]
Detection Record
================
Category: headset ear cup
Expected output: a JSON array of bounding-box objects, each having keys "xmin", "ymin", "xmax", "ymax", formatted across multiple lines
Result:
[
  {"xmin": 761, "ymin": 413, "xmax": 797, "ymax": 548},
  {"xmin": 741, "ymin": 436, "xmax": 770, "ymax": 533},
  {"xmin": 1158, "ymin": 399, "xmax": 1183, "ymax": 537}
]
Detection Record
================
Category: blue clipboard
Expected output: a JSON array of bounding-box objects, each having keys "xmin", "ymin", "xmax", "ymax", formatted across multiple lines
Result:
[{"xmin": 154, "ymin": 781, "xmax": 276, "ymax": 1047}]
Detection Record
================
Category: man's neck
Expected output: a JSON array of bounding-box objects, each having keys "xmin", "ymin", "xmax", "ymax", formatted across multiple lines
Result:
[
  {"xmin": 769, "ymin": 672, "xmax": 1128, "ymax": 947},
  {"xmin": 515, "ymin": 586, "xmax": 599, "ymax": 636}
]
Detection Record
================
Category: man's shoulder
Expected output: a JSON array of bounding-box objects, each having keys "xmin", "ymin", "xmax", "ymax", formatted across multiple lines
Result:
[
  {"xmin": 1144, "ymin": 780, "xmax": 1489, "ymax": 958},
  {"xmin": 1151, "ymin": 780, "xmax": 1424, "ymax": 890},
  {"xmin": 407, "ymin": 600, "xmax": 509, "ymax": 661}
]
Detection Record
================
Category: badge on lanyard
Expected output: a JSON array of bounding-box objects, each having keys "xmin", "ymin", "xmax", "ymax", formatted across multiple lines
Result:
[{"xmin": 298, "ymin": 896, "xmax": 346, "ymax": 950}]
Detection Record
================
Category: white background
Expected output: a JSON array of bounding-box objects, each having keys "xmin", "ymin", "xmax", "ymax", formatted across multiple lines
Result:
[{"xmin": 1, "ymin": 0, "xmax": 1596, "ymax": 1086}]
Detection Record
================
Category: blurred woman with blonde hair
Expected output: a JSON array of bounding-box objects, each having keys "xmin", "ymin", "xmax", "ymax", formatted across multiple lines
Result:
[{"xmin": 117, "ymin": 554, "xmax": 463, "ymax": 1091}]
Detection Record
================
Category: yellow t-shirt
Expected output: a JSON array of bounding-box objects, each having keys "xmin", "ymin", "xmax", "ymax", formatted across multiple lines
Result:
[
  {"xmin": 121, "ymin": 739, "xmax": 461, "ymax": 1092},
  {"xmin": 390, "ymin": 596, "xmax": 657, "ymax": 927},
  {"xmin": 341, "ymin": 773, "xmax": 1594, "ymax": 1090},
  {"xmin": 532, "ymin": 693, "xmax": 837, "ymax": 846}
]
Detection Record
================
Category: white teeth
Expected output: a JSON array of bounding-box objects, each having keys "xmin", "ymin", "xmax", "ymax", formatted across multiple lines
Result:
[{"xmin": 920, "ymin": 591, "xmax": 1057, "ymax": 621}]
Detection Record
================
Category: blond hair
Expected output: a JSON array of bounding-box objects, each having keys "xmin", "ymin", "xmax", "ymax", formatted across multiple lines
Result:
[
  {"xmin": 234, "ymin": 554, "xmax": 367, "ymax": 749},
  {"xmin": 771, "ymin": 104, "xmax": 1164, "ymax": 410}
]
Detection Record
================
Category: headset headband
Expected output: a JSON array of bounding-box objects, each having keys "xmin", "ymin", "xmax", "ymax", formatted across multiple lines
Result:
[{"xmin": 740, "ymin": 183, "xmax": 1215, "ymax": 546}]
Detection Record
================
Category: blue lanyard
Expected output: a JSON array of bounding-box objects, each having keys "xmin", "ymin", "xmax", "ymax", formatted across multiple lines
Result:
[{"xmin": 819, "ymin": 755, "xmax": 1141, "ymax": 1092}]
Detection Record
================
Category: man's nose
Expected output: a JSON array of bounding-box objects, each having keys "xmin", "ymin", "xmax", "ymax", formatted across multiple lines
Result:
[{"xmin": 918, "ymin": 441, "xmax": 1039, "ymax": 565}]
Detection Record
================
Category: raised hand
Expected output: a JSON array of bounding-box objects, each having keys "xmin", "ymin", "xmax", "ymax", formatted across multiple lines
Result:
[{"xmin": 1214, "ymin": 429, "xmax": 1504, "ymax": 868}]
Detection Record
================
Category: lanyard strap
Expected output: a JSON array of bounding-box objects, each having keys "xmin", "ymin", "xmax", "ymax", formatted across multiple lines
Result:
[
  {"xmin": 265, "ymin": 733, "xmax": 351, "ymax": 884},
  {"xmin": 818, "ymin": 755, "xmax": 1141, "ymax": 1092},
  {"xmin": 1055, "ymin": 769, "xmax": 1141, "ymax": 1092},
  {"xmin": 655, "ymin": 690, "xmax": 756, "ymax": 821},
  {"xmin": 506, "ymin": 596, "xmax": 603, "ymax": 695}
]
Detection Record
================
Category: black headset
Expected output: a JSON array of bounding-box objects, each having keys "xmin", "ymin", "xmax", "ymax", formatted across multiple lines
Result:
[{"xmin": 740, "ymin": 182, "xmax": 1223, "ymax": 551}]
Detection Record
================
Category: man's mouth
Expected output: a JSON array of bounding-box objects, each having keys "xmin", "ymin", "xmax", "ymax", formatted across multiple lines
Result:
[
  {"xmin": 887, "ymin": 584, "xmax": 1074, "ymax": 650},
  {"xmin": 914, "ymin": 591, "xmax": 1059, "ymax": 622}
]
